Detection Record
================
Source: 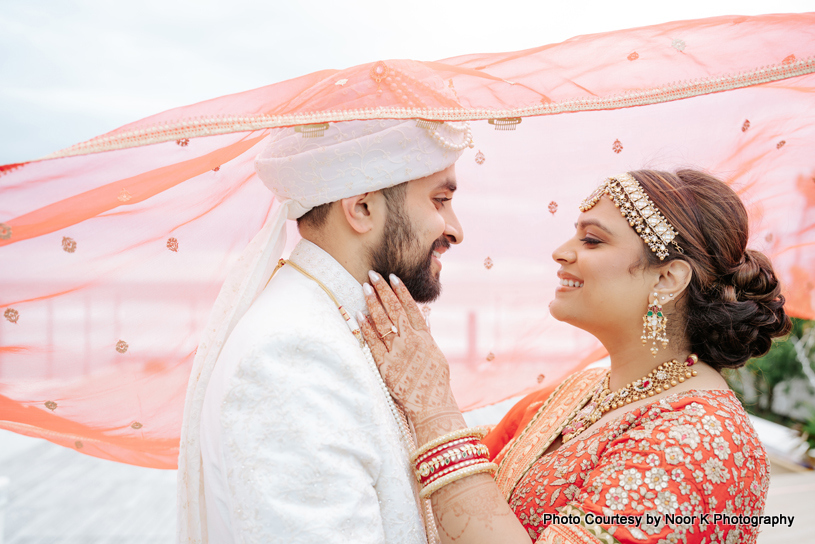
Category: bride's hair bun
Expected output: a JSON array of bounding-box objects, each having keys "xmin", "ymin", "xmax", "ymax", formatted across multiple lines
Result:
[{"xmin": 631, "ymin": 170, "xmax": 791, "ymax": 371}]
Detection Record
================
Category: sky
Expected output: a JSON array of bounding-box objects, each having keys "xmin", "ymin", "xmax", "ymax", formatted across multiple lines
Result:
[{"xmin": 0, "ymin": 0, "xmax": 812, "ymax": 164}]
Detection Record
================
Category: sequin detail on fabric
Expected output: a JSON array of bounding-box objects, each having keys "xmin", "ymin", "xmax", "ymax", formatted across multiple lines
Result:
[
  {"xmin": 62, "ymin": 237, "xmax": 77, "ymax": 253},
  {"xmin": 4, "ymin": 308, "xmax": 19, "ymax": 323}
]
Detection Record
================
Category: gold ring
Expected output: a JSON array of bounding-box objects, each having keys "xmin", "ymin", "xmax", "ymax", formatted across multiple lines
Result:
[{"xmin": 380, "ymin": 325, "xmax": 398, "ymax": 339}]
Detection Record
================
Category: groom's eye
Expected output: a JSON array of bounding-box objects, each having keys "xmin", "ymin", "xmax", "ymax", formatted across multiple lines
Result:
[{"xmin": 434, "ymin": 197, "xmax": 452, "ymax": 204}]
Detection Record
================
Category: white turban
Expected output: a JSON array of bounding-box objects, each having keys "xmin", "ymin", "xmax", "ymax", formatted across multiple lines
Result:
[
  {"xmin": 178, "ymin": 118, "xmax": 472, "ymax": 543},
  {"xmin": 256, "ymin": 118, "xmax": 473, "ymax": 219}
]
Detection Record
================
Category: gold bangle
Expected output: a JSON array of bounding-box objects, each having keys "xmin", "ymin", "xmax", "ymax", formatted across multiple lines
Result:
[
  {"xmin": 414, "ymin": 437, "xmax": 490, "ymax": 469},
  {"xmin": 419, "ymin": 462, "xmax": 497, "ymax": 499},
  {"xmin": 421, "ymin": 457, "xmax": 491, "ymax": 486},
  {"xmin": 415, "ymin": 444, "xmax": 491, "ymax": 481},
  {"xmin": 415, "ymin": 437, "xmax": 482, "ymax": 467},
  {"xmin": 410, "ymin": 428, "xmax": 487, "ymax": 464}
]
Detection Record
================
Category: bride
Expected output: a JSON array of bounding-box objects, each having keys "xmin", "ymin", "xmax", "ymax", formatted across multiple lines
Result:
[{"xmin": 358, "ymin": 169, "xmax": 791, "ymax": 544}]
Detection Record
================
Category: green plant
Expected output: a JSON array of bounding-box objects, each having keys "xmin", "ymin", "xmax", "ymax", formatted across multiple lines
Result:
[
  {"xmin": 725, "ymin": 318, "xmax": 815, "ymax": 420},
  {"xmin": 804, "ymin": 408, "xmax": 815, "ymax": 451}
]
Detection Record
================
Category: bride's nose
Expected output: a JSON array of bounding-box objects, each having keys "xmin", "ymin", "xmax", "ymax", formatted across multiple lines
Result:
[{"xmin": 552, "ymin": 239, "xmax": 577, "ymax": 264}]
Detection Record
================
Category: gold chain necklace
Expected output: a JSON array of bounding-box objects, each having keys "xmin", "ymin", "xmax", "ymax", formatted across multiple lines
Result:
[
  {"xmin": 271, "ymin": 258, "xmax": 440, "ymax": 544},
  {"xmin": 562, "ymin": 354, "xmax": 699, "ymax": 442}
]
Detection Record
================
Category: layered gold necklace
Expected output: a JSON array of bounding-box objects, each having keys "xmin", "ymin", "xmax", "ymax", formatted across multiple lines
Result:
[{"xmin": 562, "ymin": 354, "xmax": 699, "ymax": 442}]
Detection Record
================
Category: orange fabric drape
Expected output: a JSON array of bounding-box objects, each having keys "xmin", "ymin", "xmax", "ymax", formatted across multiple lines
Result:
[{"xmin": 1, "ymin": 13, "xmax": 813, "ymax": 468}]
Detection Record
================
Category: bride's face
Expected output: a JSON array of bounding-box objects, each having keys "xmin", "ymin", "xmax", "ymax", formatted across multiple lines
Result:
[{"xmin": 549, "ymin": 197, "xmax": 656, "ymax": 340}]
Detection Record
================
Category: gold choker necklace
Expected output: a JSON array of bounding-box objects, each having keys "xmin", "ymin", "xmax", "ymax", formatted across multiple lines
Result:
[{"xmin": 562, "ymin": 354, "xmax": 699, "ymax": 442}]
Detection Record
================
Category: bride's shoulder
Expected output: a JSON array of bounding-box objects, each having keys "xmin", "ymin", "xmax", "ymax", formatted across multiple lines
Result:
[{"xmin": 636, "ymin": 389, "xmax": 762, "ymax": 448}]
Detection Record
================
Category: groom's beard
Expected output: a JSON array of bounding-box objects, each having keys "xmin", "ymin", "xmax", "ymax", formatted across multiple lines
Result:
[{"xmin": 370, "ymin": 209, "xmax": 449, "ymax": 304}]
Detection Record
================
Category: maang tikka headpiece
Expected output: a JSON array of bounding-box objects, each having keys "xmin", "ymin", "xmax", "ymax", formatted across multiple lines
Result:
[{"xmin": 579, "ymin": 173, "xmax": 683, "ymax": 260}]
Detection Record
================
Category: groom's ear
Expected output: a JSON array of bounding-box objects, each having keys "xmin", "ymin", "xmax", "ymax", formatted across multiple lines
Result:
[{"xmin": 340, "ymin": 191, "xmax": 386, "ymax": 234}]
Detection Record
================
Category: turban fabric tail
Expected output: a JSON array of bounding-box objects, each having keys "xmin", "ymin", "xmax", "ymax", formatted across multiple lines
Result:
[{"xmin": 177, "ymin": 200, "xmax": 288, "ymax": 542}]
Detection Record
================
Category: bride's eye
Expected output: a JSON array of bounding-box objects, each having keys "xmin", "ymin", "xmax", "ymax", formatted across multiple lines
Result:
[{"xmin": 580, "ymin": 237, "xmax": 602, "ymax": 246}]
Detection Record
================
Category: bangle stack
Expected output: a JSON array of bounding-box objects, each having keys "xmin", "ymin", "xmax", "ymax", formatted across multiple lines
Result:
[{"xmin": 411, "ymin": 428, "xmax": 497, "ymax": 499}]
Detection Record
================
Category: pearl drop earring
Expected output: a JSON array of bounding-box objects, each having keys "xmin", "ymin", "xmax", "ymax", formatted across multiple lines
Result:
[{"xmin": 642, "ymin": 292, "xmax": 669, "ymax": 357}]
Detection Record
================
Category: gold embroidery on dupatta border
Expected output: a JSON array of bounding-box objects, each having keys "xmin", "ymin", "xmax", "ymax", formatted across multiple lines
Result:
[
  {"xmin": 493, "ymin": 375, "xmax": 575, "ymax": 466},
  {"xmin": 40, "ymin": 58, "xmax": 815, "ymax": 160},
  {"xmin": 495, "ymin": 368, "xmax": 608, "ymax": 500}
]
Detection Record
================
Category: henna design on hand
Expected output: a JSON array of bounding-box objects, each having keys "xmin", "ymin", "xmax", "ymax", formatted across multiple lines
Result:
[
  {"xmin": 360, "ymin": 275, "xmax": 532, "ymax": 543},
  {"xmin": 412, "ymin": 408, "xmax": 467, "ymax": 446},
  {"xmin": 433, "ymin": 476, "xmax": 520, "ymax": 542},
  {"xmin": 360, "ymin": 273, "xmax": 458, "ymax": 422}
]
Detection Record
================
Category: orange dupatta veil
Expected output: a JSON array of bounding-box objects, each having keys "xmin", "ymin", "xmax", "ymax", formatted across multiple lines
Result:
[{"xmin": 1, "ymin": 13, "xmax": 814, "ymax": 468}]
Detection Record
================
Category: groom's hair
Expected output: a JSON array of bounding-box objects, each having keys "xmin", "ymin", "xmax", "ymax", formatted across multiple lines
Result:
[{"xmin": 296, "ymin": 181, "xmax": 408, "ymax": 230}]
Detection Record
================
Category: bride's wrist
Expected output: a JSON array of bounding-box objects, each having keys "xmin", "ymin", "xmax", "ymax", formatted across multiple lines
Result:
[{"xmin": 412, "ymin": 407, "xmax": 468, "ymax": 446}]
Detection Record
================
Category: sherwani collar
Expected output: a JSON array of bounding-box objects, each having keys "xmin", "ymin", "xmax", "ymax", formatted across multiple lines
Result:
[{"xmin": 288, "ymin": 239, "xmax": 367, "ymax": 318}]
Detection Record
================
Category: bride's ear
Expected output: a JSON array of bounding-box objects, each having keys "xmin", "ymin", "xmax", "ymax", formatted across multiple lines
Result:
[{"xmin": 653, "ymin": 259, "xmax": 692, "ymax": 299}]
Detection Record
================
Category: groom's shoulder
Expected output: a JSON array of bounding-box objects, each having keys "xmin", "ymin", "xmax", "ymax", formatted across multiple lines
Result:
[
  {"xmin": 231, "ymin": 265, "xmax": 351, "ymax": 348},
  {"xmin": 218, "ymin": 267, "xmax": 366, "ymax": 389}
]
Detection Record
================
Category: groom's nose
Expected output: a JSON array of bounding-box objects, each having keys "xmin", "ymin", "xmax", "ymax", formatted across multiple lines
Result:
[{"xmin": 443, "ymin": 209, "xmax": 464, "ymax": 244}]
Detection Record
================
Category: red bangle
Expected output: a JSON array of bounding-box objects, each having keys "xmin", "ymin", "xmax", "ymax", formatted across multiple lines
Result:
[
  {"xmin": 414, "ymin": 436, "xmax": 480, "ymax": 466},
  {"xmin": 414, "ymin": 441, "xmax": 490, "ymax": 486},
  {"xmin": 415, "ymin": 439, "xmax": 482, "ymax": 477}
]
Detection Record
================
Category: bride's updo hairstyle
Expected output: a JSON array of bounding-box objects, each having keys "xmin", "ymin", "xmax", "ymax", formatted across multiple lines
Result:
[{"xmin": 629, "ymin": 169, "xmax": 791, "ymax": 371}]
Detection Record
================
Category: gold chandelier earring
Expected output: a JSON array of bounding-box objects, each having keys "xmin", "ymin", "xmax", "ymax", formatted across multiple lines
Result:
[{"xmin": 642, "ymin": 292, "xmax": 669, "ymax": 356}]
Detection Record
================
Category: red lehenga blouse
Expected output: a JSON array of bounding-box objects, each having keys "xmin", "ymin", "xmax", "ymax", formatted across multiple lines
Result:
[{"xmin": 484, "ymin": 368, "xmax": 769, "ymax": 544}]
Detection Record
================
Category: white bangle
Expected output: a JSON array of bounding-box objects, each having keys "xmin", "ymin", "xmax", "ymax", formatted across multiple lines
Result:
[
  {"xmin": 419, "ymin": 461, "xmax": 498, "ymax": 499},
  {"xmin": 410, "ymin": 427, "xmax": 488, "ymax": 464}
]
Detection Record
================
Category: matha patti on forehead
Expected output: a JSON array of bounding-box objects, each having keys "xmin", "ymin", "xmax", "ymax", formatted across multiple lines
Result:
[{"xmin": 579, "ymin": 173, "xmax": 683, "ymax": 260}]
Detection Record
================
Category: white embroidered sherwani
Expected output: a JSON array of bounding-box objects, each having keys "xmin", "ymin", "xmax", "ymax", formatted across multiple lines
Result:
[{"xmin": 199, "ymin": 240, "xmax": 426, "ymax": 543}]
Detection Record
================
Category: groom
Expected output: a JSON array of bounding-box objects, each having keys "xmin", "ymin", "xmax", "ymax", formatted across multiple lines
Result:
[{"xmin": 182, "ymin": 119, "xmax": 470, "ymax": 543}]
